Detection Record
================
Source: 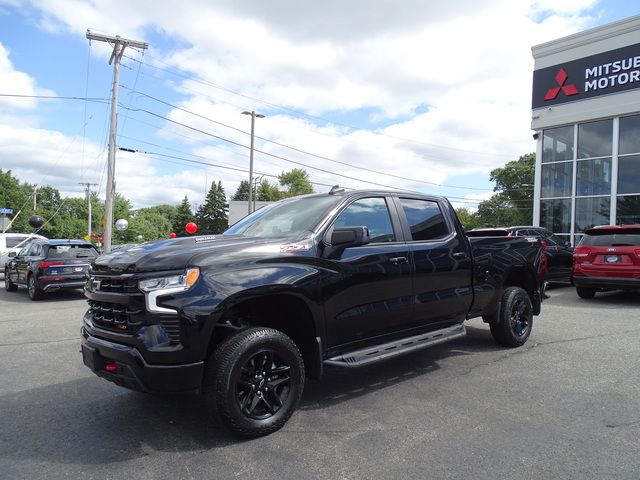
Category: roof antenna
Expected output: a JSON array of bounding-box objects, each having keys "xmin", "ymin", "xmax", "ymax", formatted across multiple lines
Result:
[{"xmin": 329, "ymin": 185, "xmax": 345, "ymax": 195}]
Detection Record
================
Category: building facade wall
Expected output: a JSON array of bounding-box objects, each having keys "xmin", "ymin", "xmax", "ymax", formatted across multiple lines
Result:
[{"xmin": 531, "ymin": 15, "xmax": 640, "ymax": 245}]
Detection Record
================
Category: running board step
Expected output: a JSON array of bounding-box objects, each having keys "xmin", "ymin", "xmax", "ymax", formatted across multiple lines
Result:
[{"xmin": 324, "ymin": 324, "xmax": 466, "ymax": 368}]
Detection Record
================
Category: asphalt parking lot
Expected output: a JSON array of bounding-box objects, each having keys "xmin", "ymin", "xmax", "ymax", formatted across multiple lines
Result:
[{"xmin": 1, "ymin": 283, "xmax": 639, "ymax": 480}]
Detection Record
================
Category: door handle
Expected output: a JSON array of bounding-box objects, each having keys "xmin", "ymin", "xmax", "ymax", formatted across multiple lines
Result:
[
  {"xmin": 389, "ymin": 256, "xmax": 408, "ymax": 264},
  {"xmin": 453, "ymin": 252, "xmax": 468, "ymax": 259}
]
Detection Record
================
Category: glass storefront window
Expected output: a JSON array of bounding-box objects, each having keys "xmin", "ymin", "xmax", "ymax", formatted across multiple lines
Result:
[
  {"xmin": 617, "ymin": 154, "xmax": 640, "ymax": 195},
  {"xmin": 576, "ymin": 158, "xmax": 611, "ymax": 196},
  {"xmin": 616, "ymin": 195, "xmax": 640, "ymax": 225},
  {"xmin": 541, "ymin": 162, "xmax": 573, "ymax": 198},
  {"xmin": 540, "ymin": 199, "xmax": 571, "ymax": 233},
  {"xmin": 577, "ymin": 119, "xmax": 612, "ymax": 159},
  {"xmin": 619, "ymin": 115, "xmax": 640, "ymax": 155},
  {"xmin": 542, "ymin": 126, "xmax": 574, "ymax": 163},
  {"xmin": 575, "ymin": 197, "xmax": 610, "ymax": 232}
]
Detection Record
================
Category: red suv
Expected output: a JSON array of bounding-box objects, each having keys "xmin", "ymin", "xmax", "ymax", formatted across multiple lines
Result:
[{"xmin": 572, "ymin": 225, "xmax": 640, "ymax": 299}]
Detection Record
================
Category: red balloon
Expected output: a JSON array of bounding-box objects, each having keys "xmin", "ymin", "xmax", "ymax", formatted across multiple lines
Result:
[
  {"xmin": 185, "ymin": 222, "xmax": 198, "ymax": 234},
  {"xmin": 169, "ymin": 232, "xmax": 177, "ymax": 239},
  {"xmin": 98, "ymin": 236, "xmax": 103, "ymax": 242},
  {"xmin": 91, "ymin": 233, "xmax": 97, "ymax": 238}
]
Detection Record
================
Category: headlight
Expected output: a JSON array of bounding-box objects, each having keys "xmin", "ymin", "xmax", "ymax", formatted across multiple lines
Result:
[{"xmin": 139, "ymin": 268, "xmax": 200, "ymax": 292}]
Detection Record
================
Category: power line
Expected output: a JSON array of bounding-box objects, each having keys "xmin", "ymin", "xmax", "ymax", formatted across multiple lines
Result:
[
  {"xmin": 118, "ymin": 104, "xmax": 419, "ymax": 193},
  {"xmin": 121, "ymin": 53, "xmax": 518, "ymax": 159},
  {"xmin": 0, "ymin": 94, "xmax": 110, "ymax": 103},
  {"xmin": 121, "ymin": 86, "xmax": 494, "ymax": 192}
]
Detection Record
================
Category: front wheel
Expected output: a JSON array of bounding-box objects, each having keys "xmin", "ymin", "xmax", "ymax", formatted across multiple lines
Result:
[
  {"xmin": 5, "ymin": 269, "xmax": 17, "ymax": 292},
  {"xmin": 489, "ymin": 286, "xmax": 533, "ymax": 348},
  {"xmin": 205, "ymin": 327, "xmax": 305, "ymax": 438},
  {"xmin": 576, "ymin": 286, "xmax": 596, "ymax": 299}
]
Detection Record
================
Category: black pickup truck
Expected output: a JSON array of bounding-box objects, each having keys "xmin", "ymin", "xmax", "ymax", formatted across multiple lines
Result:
[{"xmin": 81, "ymin": 188, "xmax": 544, "ymax": 437}]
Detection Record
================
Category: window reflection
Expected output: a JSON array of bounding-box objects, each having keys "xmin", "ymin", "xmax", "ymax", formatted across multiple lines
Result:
[
  {"xmin": 577, "ymin": 119, "xmax": 612, "ymax": 159},
  {"xmin": 541, "ymin": 162, "xmax": 573, "ymax": 198},
  {"xmin": 540, "ymin": 199, "xmax": 571, "ymax": 233},
  {"xmin": 619, "ymin": 115, "xmax": 640, "ymax": 155},
  {"xmin": 616, "ymin": 195, "xmax": 640, "ymax": 225},
  {"xmin": 575, "ymin": 197, "xmax": 610, "ymax": 232},
  {"xmin": 542, "ymin": 126, "xmax": 574, "ymax": 163},
  {"xmin": 618, "ymin": 155, "xmax": 640, "ymax": 195},
  {"xmin": 576, "ymin": 158, "xmax": 611, "ymax": 196}
]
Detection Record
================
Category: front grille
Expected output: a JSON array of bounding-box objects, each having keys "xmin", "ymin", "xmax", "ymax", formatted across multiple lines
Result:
[
  {"xmin": 88, "ymin": 300, "xmax": 144, "ymax": 333},
  {"xmin": 96, "ymin": 277, "xmax": 139, "ymax": 293}
]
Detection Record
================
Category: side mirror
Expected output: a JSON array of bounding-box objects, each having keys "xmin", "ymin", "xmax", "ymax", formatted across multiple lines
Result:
[
  {"xmin": 8, "ymin": 252, "xmax": 17, "ymax": 258},
  {"xmin": 330, "ymin": 226, "xmax": 370, "ymax": 248}
]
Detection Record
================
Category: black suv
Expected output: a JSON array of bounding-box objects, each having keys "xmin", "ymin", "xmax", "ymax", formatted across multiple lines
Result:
[
  {"xmin": 468, "ymin": 226, "xmax": 573, "ymax": 283},
  {"xmin": 5, "ymin": 238, "xmax": 98, "ymax": 300}
]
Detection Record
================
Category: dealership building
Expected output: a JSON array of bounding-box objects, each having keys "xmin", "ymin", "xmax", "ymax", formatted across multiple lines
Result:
[{"xmin": 531, "ymin": 14, "xmax": 640, "ymax": 245}]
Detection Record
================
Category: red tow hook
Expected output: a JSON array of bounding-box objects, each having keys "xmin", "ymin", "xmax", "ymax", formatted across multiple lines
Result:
[{"xmin": 104, "ymin": 362, "xmax": 118, "ymax": 373}]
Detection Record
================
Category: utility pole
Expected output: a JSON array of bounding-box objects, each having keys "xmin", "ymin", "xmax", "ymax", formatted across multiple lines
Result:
[
  {"xmin": 32, "ymin": 185, "xmax": 39, "ymax": 212},
  {"xmin": 79, "ymin": 182, "xmax": 98, "ymax": 238},
  {"xmin": 241, "ymin": 111, "xmax": 265, "ymax": 215},
  {"xmin": 86, "ymin": 30, "xmax": 148, "ymax": 253}
]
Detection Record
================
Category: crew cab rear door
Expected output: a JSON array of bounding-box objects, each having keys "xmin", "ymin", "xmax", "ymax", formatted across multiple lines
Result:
[
  {"xmin": 393, "ymin": 196, "xmax": 474, "ymax": 328},
  {"xmin": 322, "ymin": 195, "xmax": 413, "ymax": 348}
]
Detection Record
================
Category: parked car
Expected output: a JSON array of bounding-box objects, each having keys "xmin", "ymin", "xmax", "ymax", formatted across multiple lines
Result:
[
  {"xmin": 572, "ymin": 225, "xmax": 640, "ymax": 298},
  {"xmin": 4, "ymin": 238, "xmax": 98, "ymax": 300},
  {"xmin": 0, "ymin": 233, "xmax": 47, "ymax": 274},
  {"xmin": 81, "ymin": 189, "xmax": 544, "ymax": 437},
  {"xmin": 467, "ymin": 226, "xmax": 573, "ymax": 284}
]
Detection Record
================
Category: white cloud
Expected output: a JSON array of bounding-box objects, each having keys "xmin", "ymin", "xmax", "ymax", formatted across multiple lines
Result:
[{"xmin": 1, "ymin": 0, "xmax": 607, "ymax": 207}]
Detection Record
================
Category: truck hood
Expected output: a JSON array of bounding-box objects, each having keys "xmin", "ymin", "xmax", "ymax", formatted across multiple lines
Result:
[{"xmin": 91, "ymin": 235, "xmax": 299, "ymax": 274}]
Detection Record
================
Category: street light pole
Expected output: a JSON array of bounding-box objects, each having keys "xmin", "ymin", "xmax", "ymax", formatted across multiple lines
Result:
[{"xmin": 242, "ymin": 110, "xmax": 265, "ymax": 215}]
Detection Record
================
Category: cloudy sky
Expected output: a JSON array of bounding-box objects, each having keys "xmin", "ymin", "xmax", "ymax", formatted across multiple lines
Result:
[{"xmin": 0, "ymin": 0, "xmax": 637, "ymax": 211}]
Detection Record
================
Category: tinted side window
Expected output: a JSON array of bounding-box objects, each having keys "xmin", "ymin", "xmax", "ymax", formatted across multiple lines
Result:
[
  {"xmin": 334, "ymin": 197, "xmax": 395, "ymax": 243},
  {"xmin": 18, "ymin": 242, "xmax": 32, "ymax": 256},
  {"xmin": 399, "ymin": 198, "xmax": 449, "ymax": 241}
]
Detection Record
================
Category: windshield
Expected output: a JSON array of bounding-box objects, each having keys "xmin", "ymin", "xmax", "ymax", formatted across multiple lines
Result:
[{"xmin": 225, "ymin": 195, "xmax": 343, "ymax": 238}]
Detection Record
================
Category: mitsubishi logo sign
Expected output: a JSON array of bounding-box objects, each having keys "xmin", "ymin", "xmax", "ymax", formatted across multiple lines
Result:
[
  {"xmin": 532, "ymin": 42, "xmax": 640, "ymax": 109},
  {"xmin": 543, "ymin": 68, "xmax": 579, "ymax": 101}
]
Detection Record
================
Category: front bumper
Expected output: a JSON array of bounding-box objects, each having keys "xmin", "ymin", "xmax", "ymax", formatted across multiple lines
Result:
[
  {"xmin": 81, "ymin": 327, "xmax": 204, "ymax": 392},
  {"xmin": 573, "ymin": 275, "xmax": 640, "ymax": 290}
]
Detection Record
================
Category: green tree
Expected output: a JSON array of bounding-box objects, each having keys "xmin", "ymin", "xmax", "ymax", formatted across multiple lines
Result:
[
  {"xmin": 278, "ymin": 168, "xmax": 313, "ymax": 197},
  {"xmin": 173, "ymin": 195, "xmax": 194, "ymax": 237},
  {"xmin": 0, "ymin": 170, "xmax": 33, "ymax": 233},
  {"xmin": 126, "ymin": 209, "xmax": 173, "ymax": 242},
  {"xmin": 232, "ymin": 180, "xmax": 252, "ymax": 201},
  {"xmin": 476, "ymin": 153, "xmax": 535, "ymax": 227},
  {"xmin": 256, "ymin": 179, "xmax": 282, "ymax": 201},
  {"xmin": 455, "ymin": 207, "xmax": 482, "ymax": 231},
  {"xmin": 197, "ymin": 181, "xmax": 228, "ymax": 234}
]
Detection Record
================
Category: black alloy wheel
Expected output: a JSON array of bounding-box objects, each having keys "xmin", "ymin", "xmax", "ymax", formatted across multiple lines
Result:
[
  {"xmin": 236, "ymin": 350, "xmax": 292, "ymax": 420},
  {"xmin": 205, "ymin": 327, "xmax": 304, "ymax": 438},
  {"xmin": 509, "ymin": 293, "xmax": 531, "ymax": 337},
  {"xmin": 490, "ymin": 286, "xmax": 533, "ymax": 348}
]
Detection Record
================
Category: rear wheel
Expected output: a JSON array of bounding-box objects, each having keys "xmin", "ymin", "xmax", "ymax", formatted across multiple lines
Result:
[
  {"xmin": 576, "ymin": 286, "xmax": 596, "ymax": 299},
  {"xmin": 4, "ymin": 269, "xmax": 17, "ymax": 292},
  {"xmin": 489, "ymin": 286, "xmax": 533, "ymax": 348},
  {"xmin": 205, "ymin": 327, "xmax": 305, "ymax": 438},
  {"xmin": 27, "ymin": 274, "xmax": 44, "ymax": 300}
]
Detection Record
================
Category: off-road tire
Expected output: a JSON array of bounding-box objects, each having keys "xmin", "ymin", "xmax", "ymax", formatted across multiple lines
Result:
[
  {"xmin": 205, "ymin": 327, "xmax": 305, "ymax": 438},
  {"xmin": 27, "ymin": 274, "xmax": 44, "ymax": 300},
  {"xmin": 489, "ymin": 286, "xmax": 533, "ymax": 348},
  {"xmin": 576, "ymin": 286, "xmax": 596, "ymax": 299},
  {"xmin": 4, "ymin": 269, "xmax": 17, "ymax": 292}
]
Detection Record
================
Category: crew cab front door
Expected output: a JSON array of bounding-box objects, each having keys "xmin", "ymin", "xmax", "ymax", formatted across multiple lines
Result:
[{"xmin": 322, "ymin": 196, "xmax": 413, "ymax": 349}]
